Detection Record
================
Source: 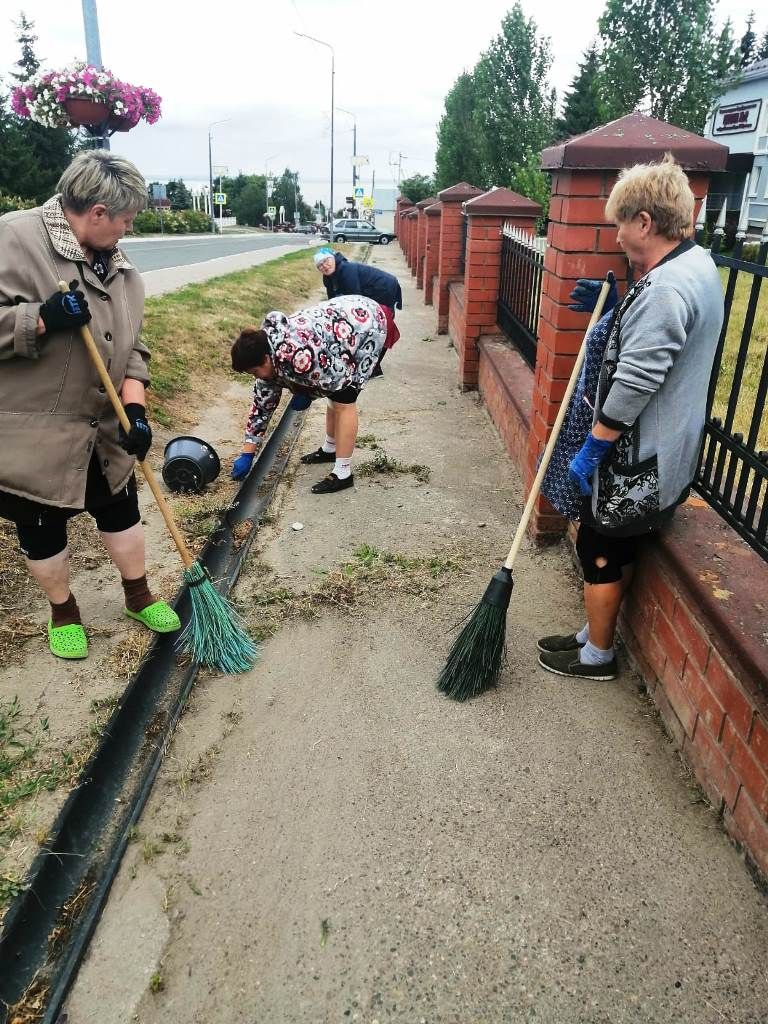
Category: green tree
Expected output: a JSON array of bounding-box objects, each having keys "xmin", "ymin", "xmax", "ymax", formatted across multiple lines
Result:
[
  {"xmin": 556, "ymin": 44, "xmax": 606, "ymax": 139},
  {"xmin": 230, "ymin": 178, "xmax": 266, "ymax": 226},
  {"xmin": 398, "ymin": 173, "xmax": 435, "ymax": 203},
  {"xmin": 472, "ymin": 4, "xmax": 556, "ymax": 189},
  {"xmin": 756, "ymin": 27, "xmax": 768, "ymax": 60},
  {"xmin": 739, "ymin": 11, "xmax": 756, "ymax": 67},
  {"xmin": 598, "ymin": 0, "xmax": 740, "ymax": 132},
  {"xmin": 0, "ymin": 13, "xmax": 75, "ymax": 203},
  {"xmin": 269, "ymin": 168, "xmax": 307, "ymax": 223},
  {"xmin": 165, "ymin": 178, "xmax": 192, "ymax": 210},
  {"xmin": 434, "ymin": 71, "xmax": 484, "ymax": 190}
]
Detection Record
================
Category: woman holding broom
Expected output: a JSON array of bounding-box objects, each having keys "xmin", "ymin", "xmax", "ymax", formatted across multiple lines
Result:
[{"xmin": 0, "ymin": 150, "xmax": 180, "ymax": 661}]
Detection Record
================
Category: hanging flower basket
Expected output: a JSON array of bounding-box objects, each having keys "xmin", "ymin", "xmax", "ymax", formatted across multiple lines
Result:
[
  {"xmin": 64, "ymin": 97, "xmax": 110, "ymax": 127},
  {"xmin": 11, "ymin": 62, "xmax": 161, "ymax": 133}
]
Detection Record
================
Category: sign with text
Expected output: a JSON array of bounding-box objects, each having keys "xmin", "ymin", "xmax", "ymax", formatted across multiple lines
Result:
[{"xmin": 713, "ymin": 100, "xmax": 762, "ymax": 135}]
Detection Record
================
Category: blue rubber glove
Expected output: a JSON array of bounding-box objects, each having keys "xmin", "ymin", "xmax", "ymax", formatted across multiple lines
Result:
[
  {"xmin": 290, "ymin": 393, "xmax": 312, "ymax": 411},
  {"xmin": 568, "ymin": 434, "xmax": 615, "ymax": 496},
  {"xmin": 568, "ymin": 271, "xmax": 618, "ymax": 314},
  {"xmin": 231, "ymin": 452, "xmax": 255, "ymax": 480}
]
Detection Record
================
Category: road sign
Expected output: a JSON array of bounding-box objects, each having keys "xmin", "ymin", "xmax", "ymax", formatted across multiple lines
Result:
[
  {"xmin": 267, "ymin": 206, "xmax": 277, "ymax": 217},
  {"xmin": 214, "ymin": 192, "xmax": 227, "ymax": 205},
  {"xmin": 354, "ymin": 186, "xmax": 365, "ymax": 198},
  {"xmin": 351, "ymin": 155, "xmax": 370, "ymax": 167},
  {"xmin": 361, "ymin": 196, "xmax": 374, "ymax": 208}
]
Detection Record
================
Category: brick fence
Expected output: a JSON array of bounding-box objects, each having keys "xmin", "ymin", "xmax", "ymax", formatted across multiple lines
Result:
[{"xmin": 396, "ymin": 112, "xmax": 768, "ymax": 884}]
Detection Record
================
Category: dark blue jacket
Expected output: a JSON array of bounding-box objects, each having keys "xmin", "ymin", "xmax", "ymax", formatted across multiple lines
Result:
[{"xmin": 324, "ymin": 253, "xmax": 403, "ymax": 311}]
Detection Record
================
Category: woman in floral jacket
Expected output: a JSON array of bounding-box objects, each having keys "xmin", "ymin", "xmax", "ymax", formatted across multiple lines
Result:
[{"xmin": 230, "ymin": 294, "xmax": 386, "ymax": 494}]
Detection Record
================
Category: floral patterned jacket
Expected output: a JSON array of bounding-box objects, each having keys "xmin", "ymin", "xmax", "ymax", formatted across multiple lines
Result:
[{"xmin": 244, "ymin": 295, "xmax": 386, "ymax": 443}]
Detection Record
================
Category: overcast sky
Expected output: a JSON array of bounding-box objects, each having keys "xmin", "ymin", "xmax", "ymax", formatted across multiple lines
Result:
[{"xmin": 0, "ymin": 0, "xmax": 758, "ymax": 205}]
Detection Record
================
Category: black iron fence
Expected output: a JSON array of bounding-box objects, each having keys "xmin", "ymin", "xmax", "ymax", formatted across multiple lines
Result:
[
  {"xmin": 695, "ymin": 227, "xmax": 768, "ymax": 561},
  {"xmin": 497, "ymin": 223, "xmax": 545, "ymax": 369}
]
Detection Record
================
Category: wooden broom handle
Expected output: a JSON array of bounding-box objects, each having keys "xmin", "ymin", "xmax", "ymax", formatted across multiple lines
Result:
[
  {"xmin": 503, "ymin": 279, "xmax": 612, "ymax": 572},
  {"xmin": 59, "ymin": 281, "xmax": 195, "ymax": 569}
]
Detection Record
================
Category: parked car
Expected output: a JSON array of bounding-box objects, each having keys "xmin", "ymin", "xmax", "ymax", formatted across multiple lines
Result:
[
  {"xmin": 294, "ymin": 223, "xmax": 319, "ymax": 234},
  {"xmin": 320, "ymin": 219, "xmax": 394, "ymax": 244}
]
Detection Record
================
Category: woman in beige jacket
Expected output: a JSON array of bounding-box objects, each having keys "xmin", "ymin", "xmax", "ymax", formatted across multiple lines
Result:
[{"xmin": 0, "ymin": 151, "xmax": 179, "ymax": 660}]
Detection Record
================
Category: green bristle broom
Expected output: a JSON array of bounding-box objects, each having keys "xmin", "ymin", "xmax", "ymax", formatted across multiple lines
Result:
[
  {"xmin": 62, "ymin": 283, "xmax": 259, "ymax": 674},
  {"xmin": 437, "ymin": 277, "xmax": 612, "ymax": 702}
]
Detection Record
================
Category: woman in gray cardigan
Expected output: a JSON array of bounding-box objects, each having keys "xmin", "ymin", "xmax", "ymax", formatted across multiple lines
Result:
[{"xmin": 538, "ymin": 154, "xmax": 724, "ymax": 681}]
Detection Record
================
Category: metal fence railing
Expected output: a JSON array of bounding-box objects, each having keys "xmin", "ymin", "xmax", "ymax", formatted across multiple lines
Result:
[
  {"xmin": 694, "ymin": 225, "xmax": 768, "ymax": 561},
  {"xmin": 497, "ymin": 222, "xmax": 545, "ymax": 369}
]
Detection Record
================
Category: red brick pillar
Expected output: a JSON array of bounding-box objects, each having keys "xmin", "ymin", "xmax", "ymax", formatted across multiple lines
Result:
[
  {"xmin": 394, "ymin": 196, "xmax": 412, "ymax": 240},
  {"xmin": 423, "ymin": 203, "xmax": 441, "ymax": 305},
  {"xmin": 526, "ymin": 110, "xmax": 727, "ymax": 544},
  {"xmin": 397, "ymin": 209, "xmax": 410, "ymax": 252},
  {"xmin": 456, "ymin": 188, "xmax": 542, "ymax": 389},
  {"xmin": 403, "ymin": 210, "xmax": 413, "ymax": 266},
  {"xmin": 435, "ymin": 181, "xmax": 483, "ymax": 334},
  {"xmin": 414, "ymin": 197, "xmax": 437, "ymax": 289}
]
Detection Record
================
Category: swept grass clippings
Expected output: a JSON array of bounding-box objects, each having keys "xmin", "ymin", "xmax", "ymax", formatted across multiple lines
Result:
[
  {"xmin": 247, "ymin": 544, "xmax": 463, "ymax": 643},
  {"xmin": 5, "ymin": 973, "xmax": 49, "ymax": 1024},
  {"xmin": 355, "ymin": 433, "xmax": 380, "ymax": 450},
  {"xmin": 357, "ymin": 449, "xmax": 431, "ymax": 484}
]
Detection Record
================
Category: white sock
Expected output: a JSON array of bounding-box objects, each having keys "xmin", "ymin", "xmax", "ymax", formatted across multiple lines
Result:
[
  {"xmin": 580, "ymin": 640, "xmax": 614, "ymax": 666},
  {"xmin": 576, "ymin": 623, "xmax": 589, "ymax": 644},
  {"xmin": 333, "ymin": 456, "xmax": 352, "ymax": 480},
  {"xmin": 321, "ymin": 434, "xmax": 336, "ymax": 454}
]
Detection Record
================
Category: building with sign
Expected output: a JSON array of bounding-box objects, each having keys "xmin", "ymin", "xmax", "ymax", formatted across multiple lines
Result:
[{"xmin": 704, "ymin": 58, "xmax": 768, "ymax": 230}]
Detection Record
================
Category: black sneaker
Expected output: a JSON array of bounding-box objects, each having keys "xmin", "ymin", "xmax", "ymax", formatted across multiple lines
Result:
[
  {"xmin": 537, "ymin": 632, "xmax": 584, "ymax": 654},
  {"xmin": 300, "ymin": 447, "xmax": 336, "ymax": 465},
  {"xmin": 311, "ymin": 472, "xmax": 354, "ymax": 494},
  {"xmin": 538, "ymin": 648, "xmax": 618, "ymax": 681}
]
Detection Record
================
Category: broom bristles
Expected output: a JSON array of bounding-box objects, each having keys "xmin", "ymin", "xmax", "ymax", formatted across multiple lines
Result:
[
  {"xmin": 178, "ymin": 562, "xmax": 260, "ymax": 674},
  {"xmin": 437, "ymin": 601, "xmax": 508, "ymax": 702},
  {"xmin": 437, "ymin": 566, "xmax": 513, "ymax": 702}
]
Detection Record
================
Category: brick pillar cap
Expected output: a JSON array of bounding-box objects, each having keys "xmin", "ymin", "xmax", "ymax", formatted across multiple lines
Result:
[
  {"xmin": 424, "ymin": 202, "xmax": 442, "ymax": 216},
  {"xmin": 541, "ymin": 111, "xmax": 728, "ymax": 171},
  {"xmin": 437, "ymin": 181, "xmax": 484, "ymax": 202},
  {"xmin": 407, "ymin": 209, "xmax": 418, "ymax": 218},
  {"xmin": 396, "ymin": 196, "xmax": 414, "ymax": 205},
  {"xmin": 415, "ymin": 195, "xmax": 439, "ymax": 209},
  {"xmin": 463, "ymin": 186, "xmax": 542, "ymax": 218}
]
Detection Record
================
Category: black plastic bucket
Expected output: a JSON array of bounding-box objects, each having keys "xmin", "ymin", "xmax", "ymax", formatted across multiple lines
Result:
[{"xmin": 162, "ymin": 436, "xmax": 221, "ymax": 492}]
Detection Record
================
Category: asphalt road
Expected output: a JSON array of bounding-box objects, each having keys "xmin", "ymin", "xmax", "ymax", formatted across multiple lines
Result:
[{"xmin": 120, "ymin": 233, "xmax": 308, "ymax": 272}]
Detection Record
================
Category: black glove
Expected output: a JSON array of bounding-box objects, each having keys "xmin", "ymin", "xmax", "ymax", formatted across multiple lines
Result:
[
  {"xmin": 39, "ymin": 280, "xmax": 91, "ymax": 334},
  {"xmin": 568, "ymin": 271, "xmax": 618, "ymax": 314},
  {"xmin": 118, "ymin": 403, "xmax": 152, "ymax": 461}
]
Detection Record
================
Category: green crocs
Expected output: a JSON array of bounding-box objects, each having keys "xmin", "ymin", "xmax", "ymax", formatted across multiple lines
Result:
[
  {"xmin": 124, "ymin": 600, "xmax": 181, "ymax": 634},
  {"xmin": 48, "ymin": 621, "xmax": 88, "ymax": 660}
]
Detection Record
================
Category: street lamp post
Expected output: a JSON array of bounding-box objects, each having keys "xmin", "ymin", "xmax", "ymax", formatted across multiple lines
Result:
[
  {"xmin": 208, "ymin": 119, "xmax": 229, "ymax": 235},
  {"xmin": 295, "ymin": 32, "xmax": 335, "ymax": 242},
  {"xmin": 265, "ymin": 154, "xmax": 278, "ymax": 231},
  {"xmin": 336, "ymin": 106, "xmax": 357, "ymax": 213}
]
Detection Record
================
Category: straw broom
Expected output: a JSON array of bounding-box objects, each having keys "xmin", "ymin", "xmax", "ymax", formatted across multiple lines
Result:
[
  {"xmin": 60, "ymin": 283, "xmax": 259, "ymax": 674},
  {"xmin": 437, "ymin": 277, "xmax": 612, "ymax": 702}
]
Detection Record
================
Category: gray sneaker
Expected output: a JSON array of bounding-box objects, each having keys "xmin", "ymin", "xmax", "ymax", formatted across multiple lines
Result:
[
  {"xmin": 536, "ymin": 632, "xmax": 584, "ymax": 654},
  {"xmin": 538, "ymin": 648, "xmax": 618, "ymax": 681}
]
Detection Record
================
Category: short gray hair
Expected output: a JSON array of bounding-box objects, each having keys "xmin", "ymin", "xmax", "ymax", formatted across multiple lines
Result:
[{"xmin": 57, "ymin": 151, "xmax": 148, "ymax": 216}]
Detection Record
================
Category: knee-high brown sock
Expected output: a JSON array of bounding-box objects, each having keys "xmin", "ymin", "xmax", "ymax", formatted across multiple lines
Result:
[
  {"xmin": 121, "ymin": 574, "xmax": 155, "ymax": 613},
  {"xmin": 50, "ymin": 592, "xmax": 81, "ymax": 627}
]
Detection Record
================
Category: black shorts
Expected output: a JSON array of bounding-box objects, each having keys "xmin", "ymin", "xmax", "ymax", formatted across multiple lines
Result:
[
  {"xmin": 330, "ymin": 385, "xmax": 361, "ymax": 405},
  {"xmin": 576, "ymin": 521, "xmax": 641, "ymax": 584},
  {"xmin": 1, "ymin": 457, "xmax": 140, "ymax": 561}
]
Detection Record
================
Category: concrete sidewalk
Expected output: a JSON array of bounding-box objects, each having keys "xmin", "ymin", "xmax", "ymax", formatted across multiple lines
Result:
[{"xmin": 68, "ymin": 245, "xmax": 768, "ymax": 1024}]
